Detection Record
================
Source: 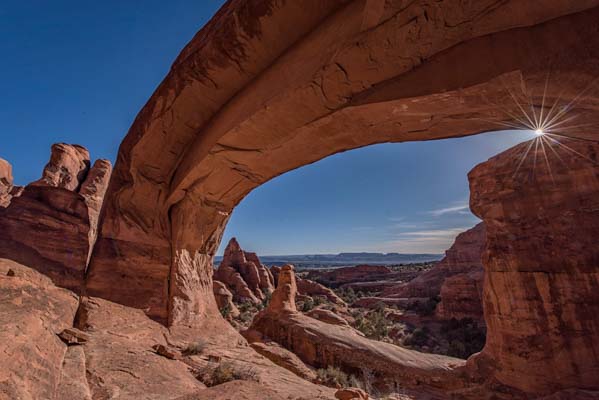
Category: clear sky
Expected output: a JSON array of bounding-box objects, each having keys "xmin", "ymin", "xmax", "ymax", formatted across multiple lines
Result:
[{"xmin": 2, "ymin": 1, "xmax": 535, "ymax": 256}]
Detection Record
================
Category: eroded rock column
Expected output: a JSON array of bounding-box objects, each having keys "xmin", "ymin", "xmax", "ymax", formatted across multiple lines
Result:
[
  {"xmin": 468, "ymin": 137, "xmax": 599, "ymax": 394},
  {"xmin": 0, "ymin": 144, "xmax": 112, "ymax": 291}
]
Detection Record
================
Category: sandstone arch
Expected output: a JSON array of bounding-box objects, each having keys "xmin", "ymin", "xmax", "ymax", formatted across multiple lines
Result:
[{"xmin": 85, "ymin": 1, "xmax": 599, "ymax": 395}]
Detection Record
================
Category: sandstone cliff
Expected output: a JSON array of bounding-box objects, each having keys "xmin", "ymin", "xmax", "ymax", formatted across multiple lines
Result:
[
  {"xmin": 0, "ymin": 144, "xmax": 112, "ymax": 291},
  {"xmin": 382, "ymin": 223, "xmax": 486, "ymax": 324},
  {"xmin": 466, "ymin": 137, "xmax": 599, "ymax": 395}
]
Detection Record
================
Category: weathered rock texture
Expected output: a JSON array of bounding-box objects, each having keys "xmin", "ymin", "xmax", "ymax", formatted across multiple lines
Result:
[
  {"xmin": 214, "ymin": 238, "xmax": 274, "ymax": 305},
  {"xmin": 467, "ymin": 137, "xmax": 599, "ymax": 395},
  {"xmin": 246, "ymin": 265, "xmax": 464, "ymax": 393},
  {"xmin": 85, "ymin": 0, "xmax": 599, "ymax": 329},
  {"xmin": 0, "ymin": 158, "xmax": 21, "ymax": 207},
  {"xmin": 436, "ymin": 269, "xmax": 484, "ymax": 323},
  {"xmin": 3, "ymin": 1, "xmax": 599, "ymax": 398},
  {"xmin": 381, "ymin": 223, "xmax": 486, "ymax": 323},
  {"xmin": 0, "ymin": 259, "xmax": 338, "ymax": 400},
  {"xmin": 0, "ymin": 144, "xmax": 112, "ymax": 291},
  {"xmin": 271, "ymin": 265, "xmax": 345, "ymax": 305},
  {"xmin": 212, "ymin": 280, "xmax": 239, "ymax": 317},
  {"xmin": 0, "ymin": 258, "xmax": 80, "ymax": 400},
  {"xmin": 383, "ymin": 223, "xmax": 485, "ymax": 299}
]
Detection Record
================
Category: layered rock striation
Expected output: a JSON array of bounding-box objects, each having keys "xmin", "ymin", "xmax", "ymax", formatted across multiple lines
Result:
[
  {"xmin": 382, "ymin": 223, "xmax": 486, "ymax": 324},
  {"xmin": 467, "ymin": 137, "xmax": 599, "ymax": 395},
  {"xmin": 0, "ymin": 144, "xmax": 112, "ymax": 291},
  {"xmin": 0, "ymin": 258, "xmax": 339, "ymax": 400}
]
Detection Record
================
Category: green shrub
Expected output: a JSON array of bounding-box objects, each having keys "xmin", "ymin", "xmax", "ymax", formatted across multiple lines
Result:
[
  {"xmin": 404, "ymin": 327, "xmax": 429, "ymax": 347},
  {"xmin": 219, "ymin": 303, "xmax": 231, "ymax": 318},
  {"xmin": 355, "ymin": 307, "xmax": 389, "ymax": 340},
  {"xmin": 301, "ymin": 297, "xmax": 315, "ymax": 312}
]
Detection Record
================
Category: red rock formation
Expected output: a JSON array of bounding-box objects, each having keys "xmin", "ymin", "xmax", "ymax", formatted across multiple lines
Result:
[
  {"xmin": 306, "ymin": 308, "xmax": 350, "ymax": 328},
  {"xmin": 0, "ymin": 158, "xmax": 20, "ymax": 207},
  {"xmin": 296, "ymin": 277, "xmax": 345, "ymax": 305},
  {"xmin": 0, "ymin": 144, "xmax": 112, "ymax": 291},
  {"xmin": 31, "ymin": 143, "xmax": 90, "ymax": 191},
  {"xmin": 271, "ymin": 265, "xmax": 345, "ymax": 305},
  {"xmin": 436, "ymin": 269, "xmax": 484, "ymax": 322},
  {"xmin": 247, "ymin": 265, "xmax": 464, "ymax": 392},
  {"xmin": 467, "ymin": 137, "xmax": 599, "ymax": 395},
  {"xmin": 0, "ymin": 258, "xmax": 80, "ymax": 400},
  {"xmin": 212, "ymin": 280, "xmax": 240, "ymax": 318},
  {"xmin": 334, "ymin": 388, "xmax": 369, "ymax": 400},
  {"xmin": 214, "ymin": 238, "xmax": 275, "ymax": 305},
  {"xmin": 383, "ymin": 223, "xmax": 485, "ymax": 300},
  {"xmin": 86, "ymin": 0, "xmax": 599, "ymax": 327},
  {"xmin": 0, "ymin": 258, "xmax": 340, "ymax": 399},
  {"xmin": 250, "ymin": 341, "xmax": 317, "ymax": 382},
  {"xmin": 307, "ymin": 264, "xmax": 392, "ymax": 286}
]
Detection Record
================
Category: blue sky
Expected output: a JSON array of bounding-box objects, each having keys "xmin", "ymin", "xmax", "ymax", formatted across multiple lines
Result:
[
  {"xmin": 2, "ymin": 1, "xmax": 535, "ymax": 256},
  {"xmin": 219, "ymin": 130, "xmax": 534, "ymax": 255}
]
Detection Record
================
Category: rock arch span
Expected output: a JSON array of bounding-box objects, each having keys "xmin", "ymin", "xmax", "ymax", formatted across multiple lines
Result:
[{"xmin": 84, "ymin": 1, "xmax": 599, "ymax": 395}]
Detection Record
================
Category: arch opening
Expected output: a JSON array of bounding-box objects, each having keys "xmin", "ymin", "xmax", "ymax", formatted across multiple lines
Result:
[{"xmin": 83, "ymin": 1, "xmax": 599, "ymax": 395}]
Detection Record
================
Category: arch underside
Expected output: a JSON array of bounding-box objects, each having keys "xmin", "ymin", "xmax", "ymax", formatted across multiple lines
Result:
[{"xmin": 86, "ymin": 0, "xmax": 599, "ymax": 332}]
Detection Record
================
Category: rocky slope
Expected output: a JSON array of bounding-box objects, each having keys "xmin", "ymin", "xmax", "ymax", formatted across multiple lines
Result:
[
  {"xmin": 245, "ymin": 265, "xmax": 465, "ymax": 394},
  {"xmin": 0, "ymin": 144, "xmax": 112, "ymax": 291},
  {"xmin": 0, "ymin": 258, "xmax": 343, "ymax": 400}
]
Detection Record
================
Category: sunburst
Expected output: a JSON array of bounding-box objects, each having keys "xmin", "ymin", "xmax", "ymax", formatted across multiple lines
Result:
[{"xmin": 480, "ymin": 72, "xmax": 599, "ymax": 182}]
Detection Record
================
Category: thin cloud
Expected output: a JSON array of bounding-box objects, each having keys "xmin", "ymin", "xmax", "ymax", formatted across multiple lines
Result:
[
  {"xmin": 379, "ymin": 227, "xmax": 470, "ymax": 253},
  {"xmin": 427, "ymin": 203, "xmax": 470, "ymax": 217}
]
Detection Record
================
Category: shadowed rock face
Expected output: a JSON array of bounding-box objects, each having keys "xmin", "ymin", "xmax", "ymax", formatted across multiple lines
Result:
[
  {"xmin": 383, "ymin": 223, "xmax": 486, "ymax": 300},
  {"xmin": 468, "ymin": 138, "xmax": 599, "ymax": 394},
  {"xmin": 0, "ymin": 144, "xmax": 112, "ymax": 291}
]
